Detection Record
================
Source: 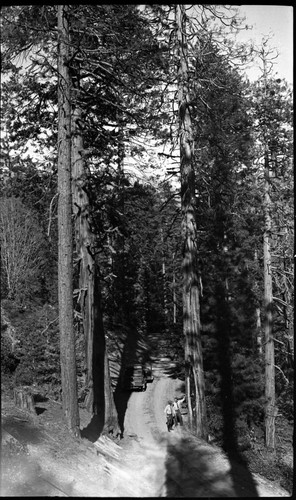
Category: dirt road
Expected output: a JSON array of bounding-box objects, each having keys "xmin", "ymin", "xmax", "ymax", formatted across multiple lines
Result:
[
  {"xmin": 120, "ymin": 375, "xmax": 290, "ymax": 497},
  {"xmin": 113, "ymin": 375, "xmax": 186, "ymax": 496},
  {"xmin": 1, "ymin": 375, "xmax": 290, "ymax": 497},
  {"xmin": 123, "ymin": 374, "xmax": 185, "ymax": 441}
]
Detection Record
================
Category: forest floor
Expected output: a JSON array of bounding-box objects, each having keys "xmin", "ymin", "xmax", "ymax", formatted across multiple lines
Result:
[{"xmin": 1, "ymin": 373, "xmax": 293, "ymax": 497}]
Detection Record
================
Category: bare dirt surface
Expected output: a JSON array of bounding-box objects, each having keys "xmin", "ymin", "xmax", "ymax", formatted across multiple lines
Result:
[{"xmin": 1, "ymin": 374, "xmax": 291, "ymax": 497}]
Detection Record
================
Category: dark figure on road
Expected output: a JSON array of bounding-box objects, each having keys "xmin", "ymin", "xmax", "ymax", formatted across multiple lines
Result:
[
  {"xmin": 173, "ymin": 396, "xmax": 185, "ymax": 427},
  {"xmin": 164, "ymin": 400, "xmax": 175, "ymax": 432}
]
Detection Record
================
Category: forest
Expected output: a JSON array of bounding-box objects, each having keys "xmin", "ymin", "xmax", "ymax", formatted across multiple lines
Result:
[{"xmin": 0, "ymin": 4, "xmax": 294, "ymax": 496}]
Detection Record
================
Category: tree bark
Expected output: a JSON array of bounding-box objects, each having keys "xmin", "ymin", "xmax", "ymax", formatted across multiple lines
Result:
[
  {"xmin": 263, "ymin": 152, "xmax": 275, "ymax": 451},
  {"xmin": 72, "ymin": 104, "xmax": 120, "ymax": 436},
  {"xmin": 176, "ymin": 4, "xmax": 208, "ymax": 439},
  {"xmin": 72, "ymin": 105, "xmax": 95, "ymax": 411},
  {"xmin": 261, "ymin": 51, "xmax": 275, "ymax": 451},
  {"xmin": 57, "ymin": 4, "xmax": 80, "ymax": 438}
]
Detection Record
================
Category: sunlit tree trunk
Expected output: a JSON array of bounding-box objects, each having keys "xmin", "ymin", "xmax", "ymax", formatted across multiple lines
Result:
[
  {"xmin": 263, "ymin": 152, "xmax": 275, "ymax": 451},
  {"xmin": 57, "ymin": 4, "xmax": 80, "ymax": 438},
  {"xmin": 260, "ymin": 51, "xmax": 275, "ymax": 451},
  {"xmin": 176, "ymin": 4, "xmax": 207, "ymax": 439}
]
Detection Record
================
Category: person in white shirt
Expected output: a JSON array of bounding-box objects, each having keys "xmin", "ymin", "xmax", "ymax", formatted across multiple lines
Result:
[
  {"xmin": 164, "ymin": 400, "xmax": 175, "ymax": 431},
  {"xmin": 173, "ymin": 395, "xmax": 186, "ymax": 427}
]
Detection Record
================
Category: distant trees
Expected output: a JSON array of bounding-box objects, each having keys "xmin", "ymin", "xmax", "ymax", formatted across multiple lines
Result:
[{"xmin": 103, "ymin": 180, "xmax": 182, "ymax": 335}]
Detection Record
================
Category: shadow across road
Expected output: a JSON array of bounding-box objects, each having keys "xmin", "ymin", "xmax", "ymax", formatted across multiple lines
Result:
[
  {"xmin": 215, "ymin": 280, "xmax": 259, "ymax": 497},
  {"xmin": 164, "ymin": 431, "xmax": 259, "ymax": 497}
]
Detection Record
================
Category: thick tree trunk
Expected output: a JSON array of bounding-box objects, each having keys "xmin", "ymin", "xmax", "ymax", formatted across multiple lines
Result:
[
  {"xmin": 72, "ymin": 105, "xmax": 120, "ymax": 436},
  {"xmin": 57, "ymin": 4, "xmax": 80, "ymax": 438},
  {"xmin": 72, "ymin": 105, "xmax": 95, "ymax": 410},
  {"xmin": 176, "ymin": 4, "xmax": 208, "ymax": 439},
  {"xmin": 263, "ymin": 154, "xmax": 275, "ymax": 451}
]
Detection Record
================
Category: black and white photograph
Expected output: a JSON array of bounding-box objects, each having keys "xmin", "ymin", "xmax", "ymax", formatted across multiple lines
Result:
[{"xmin": 0, "ymin": 4, "xmax": 293, "ymax": 497}]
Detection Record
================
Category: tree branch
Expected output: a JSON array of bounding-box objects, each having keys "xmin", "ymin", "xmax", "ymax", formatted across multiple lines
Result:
[
  {"xmin": 47, "ymin": 193, "xmax": 58, "ymax": 240},
  {"xmin": 274, "ymin": 365, "xmax": 289, "ymax": 385},
  {"xmin": 40, "ymin": 316, "xmax": 59, "ymax": 337}
]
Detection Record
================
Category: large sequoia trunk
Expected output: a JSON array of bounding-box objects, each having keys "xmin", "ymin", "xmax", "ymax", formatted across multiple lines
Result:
[
  {"xmin": 72, "ymin": 105, "xmax": 120, "ymax": 436},
  {"xmin": 176, "ymin": 4, "xmax": 208, "ymax": 439},
  {"xmin": 57, "ymin": 4, "xmax": 80, "ymax": 438}
]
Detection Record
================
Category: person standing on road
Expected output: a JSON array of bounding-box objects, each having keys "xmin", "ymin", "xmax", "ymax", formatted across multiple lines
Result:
[
  {"xmin": 164, "ymin": 400, "xmax": 175, "ymax": 432},
  {"xmin": 173, "ymin": 396, "xmax": 185, "ymax": 427}
]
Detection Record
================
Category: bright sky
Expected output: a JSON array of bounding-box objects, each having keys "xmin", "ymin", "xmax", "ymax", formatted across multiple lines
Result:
[{"xmin": 234, "ymin": 5, "xmax": 293, "ymax": 83}]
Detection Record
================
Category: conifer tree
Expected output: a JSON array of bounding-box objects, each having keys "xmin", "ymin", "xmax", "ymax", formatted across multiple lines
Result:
[
  {"xmin": 57, "ymin": 4, "xmax": 80, "ymax": 437},
  {"xmin": 175, "ymin": 4, "xmax": 207, "ymax": 438},
  {"xmin": 251, "ymin": 40, "xmax": 293, "ymax": 450},
  {"xmin": 188, "ymin": 36, "xmax": 267, "ymax": 444}
]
